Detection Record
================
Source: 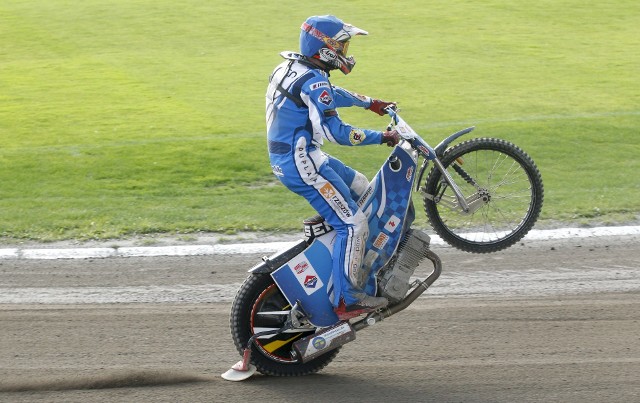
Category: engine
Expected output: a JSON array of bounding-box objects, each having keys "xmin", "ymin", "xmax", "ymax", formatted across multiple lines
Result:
[{"xmin": 378, "ymin": 229, "xmax": 432, "ymax": 303}]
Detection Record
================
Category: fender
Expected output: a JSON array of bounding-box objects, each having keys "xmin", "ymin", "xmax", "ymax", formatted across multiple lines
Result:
[
  {"xmin": 434, "ymin": 126, "xmax": 475, "ymax": 156},
  {"xmin": 248, "ymin": 240, "xmax": 308, "ymax": 274},
  {"xmin": 249, "ymin": 216, "xmax": 335, "ymax": 274}
]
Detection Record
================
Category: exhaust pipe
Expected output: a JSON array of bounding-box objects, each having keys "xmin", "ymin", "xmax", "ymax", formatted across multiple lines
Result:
[{"xmin": 352, "ymin": 248, "xmax": 442, "ymax": 331}]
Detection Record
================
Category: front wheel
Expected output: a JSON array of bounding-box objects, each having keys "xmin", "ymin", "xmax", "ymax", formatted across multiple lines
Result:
[
  {"xmin": 423, "ymin": 138, "xmax": 544, "ymax": 253},
  {"xmin": 229, "ymin": 273, "xmax": 340, "ymax": 376}
]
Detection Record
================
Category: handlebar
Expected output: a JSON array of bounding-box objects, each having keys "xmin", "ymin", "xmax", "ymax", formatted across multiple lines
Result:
[
  {"xmin": 384, "ymin": 105, "xmax": 400, "ymax": 126},
  {"xmin": 383, "ymin": 106, "xmax": 437, "ymax": 160}
]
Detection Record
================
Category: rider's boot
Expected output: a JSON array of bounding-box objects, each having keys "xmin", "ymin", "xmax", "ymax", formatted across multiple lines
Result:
[{"xmin": 334, "ymin": 295, "xmax": 388, "ymax": 321}]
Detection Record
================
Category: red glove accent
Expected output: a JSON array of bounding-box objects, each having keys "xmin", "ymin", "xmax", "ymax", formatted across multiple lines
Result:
[
  {"xmin": 381, "ymin": 130, "xmax": 400, "ymax": 147},
  {"xmin": 367, "ymin": 99, "xmax": 396, "ymax": 116}
]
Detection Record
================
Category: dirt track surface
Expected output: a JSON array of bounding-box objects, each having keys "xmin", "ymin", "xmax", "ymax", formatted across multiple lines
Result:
[{"xmin": 1, "ymin": 234, "xmax": 639, "ymax": 402}]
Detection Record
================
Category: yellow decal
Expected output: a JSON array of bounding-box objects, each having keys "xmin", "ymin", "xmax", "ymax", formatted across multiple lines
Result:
[{"xmin": 349, "ymin": 129, "xmax": 366, "ymax": 145}]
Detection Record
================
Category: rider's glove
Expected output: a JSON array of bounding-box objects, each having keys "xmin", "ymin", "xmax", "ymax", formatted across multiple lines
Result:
[
  {"xmin": 381, "ymin": 130, "xmax": 400, "ymax": 147},
  {"xmin": 367, "ymin": 99, "xmax": 396, "ymax": 116}
]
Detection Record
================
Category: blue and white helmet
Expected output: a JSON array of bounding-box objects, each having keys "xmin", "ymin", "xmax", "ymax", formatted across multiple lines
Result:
[{"xmin": 299, "ymin": 15, "xmax": 368, "ymax": 75}]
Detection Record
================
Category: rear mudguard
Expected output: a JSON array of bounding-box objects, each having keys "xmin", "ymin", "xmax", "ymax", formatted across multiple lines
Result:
[
  {"xmin": 249, "ymin": 215, "xmax": 334, "ymax": 274},
  {"xmin": 248, "ymin": 240, "xmax": 308, "ymax": 274}
]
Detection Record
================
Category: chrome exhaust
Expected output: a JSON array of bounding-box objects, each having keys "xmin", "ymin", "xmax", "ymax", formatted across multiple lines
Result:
[{"xmin": 352, "ymin": 248, "xmax": 442, "ymax": 331}]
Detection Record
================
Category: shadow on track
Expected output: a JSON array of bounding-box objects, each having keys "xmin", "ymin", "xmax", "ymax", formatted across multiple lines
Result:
[{"xmin": 0, "ymin": 370, "xmax": 213, "ymax": 392}]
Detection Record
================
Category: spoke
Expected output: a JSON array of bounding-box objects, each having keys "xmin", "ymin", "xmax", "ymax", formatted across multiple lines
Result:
[
  {"xmin": 253, "ymin": 327, "xmax": 313, "ymax": 336},
  {"xmin": 256, "ymin": 310, "xmax": 292, "ymax": 316},
  {"xmin": 492, "ymin": 165, "xmax": 528, "ymax": 190},
  {"xmin": 492, "ymin": 193, "xmax": 534, "ymax": 201}
]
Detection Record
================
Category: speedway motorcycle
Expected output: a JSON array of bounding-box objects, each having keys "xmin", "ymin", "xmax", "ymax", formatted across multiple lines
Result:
[{"xmin": 222, "ymin": 108, "xmax": 544, "ymax": 380}]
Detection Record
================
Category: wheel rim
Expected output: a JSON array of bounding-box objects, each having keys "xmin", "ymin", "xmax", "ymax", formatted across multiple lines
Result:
[
  {"xmin": 435, "ymin": 148, "xmax": 536, "ymax": 245},
  {"xmin": 249, "ymin": 284, "xmax": 315, "ymax": 363}
]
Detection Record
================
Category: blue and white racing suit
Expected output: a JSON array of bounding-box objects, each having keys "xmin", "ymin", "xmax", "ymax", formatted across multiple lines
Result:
[{"xmin": 266, "ymin": 52, "xmax": 384, "ymax": 307}]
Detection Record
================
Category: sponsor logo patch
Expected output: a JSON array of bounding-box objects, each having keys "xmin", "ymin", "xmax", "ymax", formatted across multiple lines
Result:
[
  {"xmin": 271, "ymin": 164, "xmax": 283, "ymax": 177},
  {"xmin": 319, "ymin": 183, "xmax": 352, "ymax": 218},
  {"xmin": 288, "ymin": 255, "xmax": 324, "ymax": 296},
  {"xmin": 349, "ymin": 129, "xmax": 366, "ymax": 145},
  {"xmin": 312, "ymin": 336, "xmax": 327, "ymax": 350},
  {"xmin": 319, "ymin": 47, "xmax": 338, "ymax": 62},
  {"xmin": 406, "ymin": 166, "xmax": 414, "ymax": 181},
  {"xmin": 304, "ymin": 275, "xmax": 318, "ymax": 289},
  {"xmin": 318, "ymin": 90, "xmax": 332, "ymax": 106},
  {"xmin": 357, "ymin": 186, "xmax": 373, "ymax": 208},
  {"xmin": 384, "ymin": 215, "xmax": 401, "ymax": 233},
  {"xmin": 311, "ymin": 81, "xmax": 330, "ymax": 90},
  {"xmin": 373, "ymin": 233, "xmax": 389, "ymax": 249},
  {"xmin": 320, "ymin": 183, "xmax": 336, "ymax": 199},
  {"xmin": 294, "ymin": 261, "xmax": 308, "ymax": 274}
]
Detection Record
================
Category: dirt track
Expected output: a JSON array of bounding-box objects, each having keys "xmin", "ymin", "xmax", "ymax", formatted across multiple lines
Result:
[{"xmin": 1, "ymin": 234, "xmax": 639, "ymax": 402}]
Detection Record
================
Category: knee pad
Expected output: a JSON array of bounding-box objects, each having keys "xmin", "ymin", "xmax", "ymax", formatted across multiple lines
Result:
[{"xmin": 350, "ymin": 171, "xmax": 369, "ymax": 199}]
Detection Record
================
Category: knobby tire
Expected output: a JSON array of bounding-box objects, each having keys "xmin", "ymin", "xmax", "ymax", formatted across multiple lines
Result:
[{"xmin": 423, "ymin": 138, "xmax": 544, "ymax": 253}]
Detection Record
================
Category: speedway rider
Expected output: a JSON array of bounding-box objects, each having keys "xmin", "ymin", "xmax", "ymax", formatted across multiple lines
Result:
[{"xmin": 266, "ymin": 15, "xmax": 399, "ymax": 320}]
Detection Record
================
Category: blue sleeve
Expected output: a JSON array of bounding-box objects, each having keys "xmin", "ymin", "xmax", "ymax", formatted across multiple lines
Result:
[
  {"xmin": 301, "ymin": 76, "xmax": 382, "ymax": 146},
  {"xmin": 332, "ymin": 86, "xmax": 373, "ymax": 109}
]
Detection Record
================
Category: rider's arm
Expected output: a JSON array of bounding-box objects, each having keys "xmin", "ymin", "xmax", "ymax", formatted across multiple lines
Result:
[
  {"xmin": 331, "ymin": 86, "xmax": 372, "ymax": 109},
  {"xmin": 333, "ymin": 85, "xmax": 396, "ymax": 117},
  {"xmin": 301, "ymin": 77, "xmax": 382, "ymax": 146}
]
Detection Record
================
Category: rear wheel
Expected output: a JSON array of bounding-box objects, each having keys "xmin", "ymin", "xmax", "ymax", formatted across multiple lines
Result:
[
  {"xmin": 423, "ymin": 138, "xmax": 544, "ymax": 253},
  {"xmin": 229, "ymin": 273, "xmax": 340, "ymax": 376}
]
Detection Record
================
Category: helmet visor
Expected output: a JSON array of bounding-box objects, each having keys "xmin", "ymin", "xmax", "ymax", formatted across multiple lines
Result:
[{"xmin": 333, "ymin": 23, "xmax": 368, "ymax": 42}]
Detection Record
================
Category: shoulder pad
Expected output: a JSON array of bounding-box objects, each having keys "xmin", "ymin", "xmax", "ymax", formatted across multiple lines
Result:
[{"xmin": 280, "ymin": 51, "xmax": 305, "ymax": 61}]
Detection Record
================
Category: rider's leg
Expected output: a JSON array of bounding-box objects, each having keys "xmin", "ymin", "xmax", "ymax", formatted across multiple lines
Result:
[
  {"xmin": 275, "ymin": 143, "xmax": 386, "ymax": 313},
  {"xmin": 282, "ymin": 160, "xmax": 369, "ymax": 306},
  {"xmin": 326, "ymin": 155, "xmax": 370, "ymax": 201}
]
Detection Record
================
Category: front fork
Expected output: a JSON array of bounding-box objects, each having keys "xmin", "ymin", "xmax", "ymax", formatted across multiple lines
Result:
[
  {"xmin": 420, "ymin": 157, "xmax": 489, "ymax": 215},
  {"xmin": 432, "ymin": 158, "xmax": 470, "ymax": 213},
  {"xmin": 413, "ymin": 125, "xmax": 478, "ymax": 214},
  {"xmin": 417, "ymin": 156, "xmax": 471, "ymax": 213}
]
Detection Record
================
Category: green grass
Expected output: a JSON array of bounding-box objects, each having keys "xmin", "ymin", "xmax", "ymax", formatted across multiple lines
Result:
[{"xmin": 1, "ymin": 0, "xmax": 639, "ymax": 241}]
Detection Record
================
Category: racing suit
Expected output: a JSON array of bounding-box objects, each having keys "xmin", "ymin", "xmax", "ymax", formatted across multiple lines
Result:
[{"xmin": 266, "ymin": 52, "xmax": 385, "ymax": 308}]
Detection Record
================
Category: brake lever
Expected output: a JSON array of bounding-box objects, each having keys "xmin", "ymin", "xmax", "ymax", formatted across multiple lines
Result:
[{"xmin": 384, "ymin": 106, "xmax": 399, "ymax": 130}]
